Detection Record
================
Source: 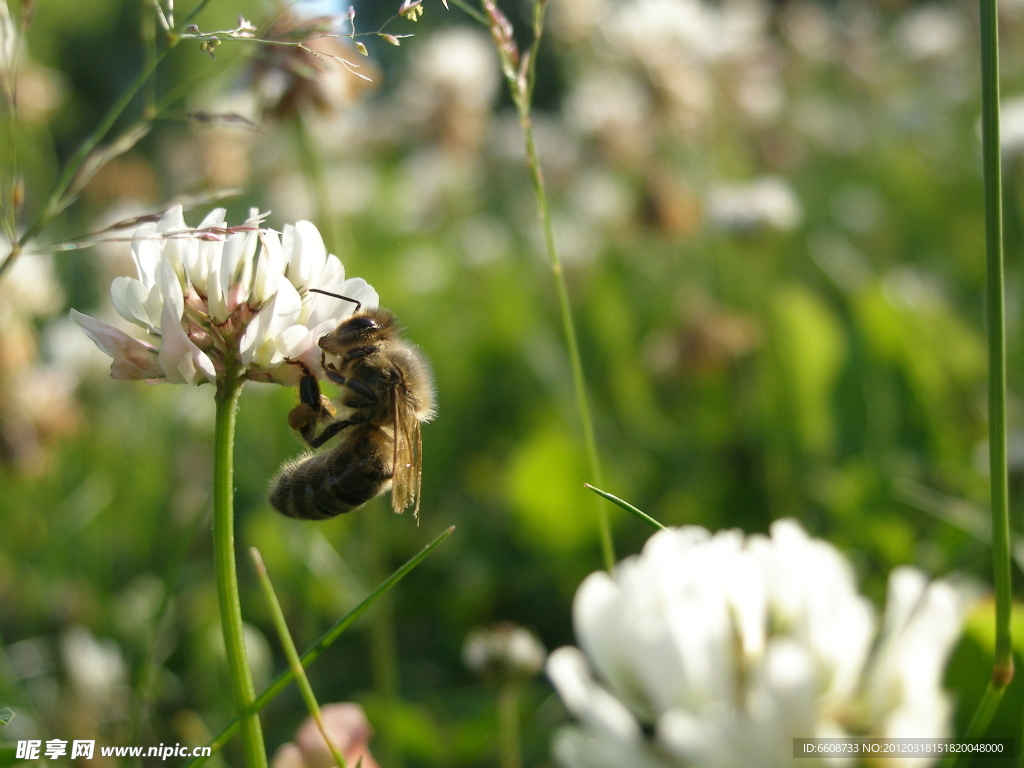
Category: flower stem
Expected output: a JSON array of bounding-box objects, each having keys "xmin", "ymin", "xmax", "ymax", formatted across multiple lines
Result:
[
  {"xmin": 979, "ymin": 0, "xmax": 1015, "ymax": 698},
  {"xmin": 496, "ymin": 682, "xmax": 522, "ymax": 768},
  {"xmin": 213, "ymin": 373, "xmax": 267, "ymax": 768}
]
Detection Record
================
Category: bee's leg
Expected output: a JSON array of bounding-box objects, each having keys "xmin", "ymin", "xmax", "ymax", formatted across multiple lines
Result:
[
  {"xmin": 307, "ymin": 419, "xmax": 353, "ymax": 449},
  {"xmin": 298, "ymin": 374, "xmax": 322, "ymax": 410},
  {"xmin": 299, "ymin": 373, "xmax": 335, "ymax": 419},
  {"xmin": 289, "ymin": 373, "xmax": 337, "ymax": 446},
  {"xmin": 288, "ymin": 403, "xmax": 353, "ymax": 447},
  {"xmin": 288, "ymin": 403, "xmax": 320, "ymax": 444}
]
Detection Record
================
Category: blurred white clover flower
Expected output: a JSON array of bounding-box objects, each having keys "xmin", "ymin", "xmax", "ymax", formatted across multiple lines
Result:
[
  {"xmin": 706, "ymin": 176, "xmax": 802, "ymax": 232},
  {"xmin": 998, "ymin": 96, "xmax": 1024, "ymax": 157},
  {"xmin": 60, "ymin": 625, "xmax": 128, "ymax": 706},
  {"xmin": 547, "ymin": 520, "xmax": 971, "ymax": 768},
  {"xmin": 463, "ymin": 622, "xmax": 548, "ymax": 682},
  {"xmin": 71, "ymin": 205, "xmax": 377, "ymax": 386}
]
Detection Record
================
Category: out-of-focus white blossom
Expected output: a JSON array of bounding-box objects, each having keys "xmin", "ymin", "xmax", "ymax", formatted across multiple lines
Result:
[
  {"xmin": 60, "ymin": 626, "xmax": 127, "ymax": 706},
  {"xmin": 463, "ymin": 623, "xmax": 547, "ymax": 681},
  {"xmin": 248, "ymin": 13, "xmax": 377, "ymax": 120},
  {"xmin": 597, "ymin": 0, "xmax": 781, "ymax": 136},
  {"xmin": 780, "ymin": 2, "xmax": 835, "ymax": 62},
  {"xmin": 0, "ymin": 0, "xmax": 17, "ymax": 73},
  {"xmin": 407, "ymin": 27, "xmax": 498, "ymax": 114},
  {"xmin": 72, "ymin": 205, "xmax": 376, "ymax": 386},
  {"xmin": 565, "ymin": 69, "xmax": 654, "ymax": 160},
  {"xmin": 401, "ymin": 27, "xmax": 499, "ymax": 154},
  {"xmin": 614, "ymin": 0, "xmax": 765, "ymax": 65},
  {"xmin": 896, "ymin": 6, "xmax": 963, "ymax": 61},
  {"xmin": 0, "ymin": 251, "xmax": 63, "ymax": 323},
  {"xmin": 550, "ymin": 0, "xmax": 606, "ymax": 43},
  {"xmin": 999, "ymin": 96, "xmax": 1024, "ymax": 156},
  {"xmin": 0, "ymin": 248, "xmax": 78, "ymax": 471},
  {"xmin": 548, "ymin": 520, "xmax": 971, "ymax": 768},
  {"xmin": 706, "ymin": 176, "xmax": 802, "ymax": 232}
]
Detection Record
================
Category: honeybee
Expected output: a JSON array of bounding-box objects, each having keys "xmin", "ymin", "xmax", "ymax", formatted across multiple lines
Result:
[{"xmin": 269, "ymin": 290, "xmax": 435, "ymax": 520}]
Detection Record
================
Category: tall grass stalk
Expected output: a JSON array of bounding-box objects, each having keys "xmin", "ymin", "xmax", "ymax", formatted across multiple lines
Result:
[
  {"xmin": 952, "ymin": 0, "xmax": 1017, "ymax": 751},
  {"xmin": 980, "ymin": 0, "xmax": 1014, "ymax": 699},
  {"xmin": 213, "ymin": 371, "xmax": 267, "ymax": 768},
  {"xmin": 482, "ymin": 0, "xmax": 615, "ymax": 572},
  {"xmin": 186, "ymin": 526, "xmax": 454, "ymax": 768},
  {"xmin": 251, "ymin": 548, "xmax": 347, "ymax": 768}
]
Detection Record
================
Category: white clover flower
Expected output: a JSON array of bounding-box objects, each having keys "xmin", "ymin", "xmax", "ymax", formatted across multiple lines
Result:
[
  {"xmin": 547, "ymin": 520, "xmax": 971, "ymax": 768},
  {"xmin": 706, "ymin": 176, "xmax": 802, "ymax": 232},
  {"xmin": 463, "ymin": 623, "xmax": 547, "ymax": 681},
  {"xmin": 60, "ymin": 625, "xmax": 127, "ymax": 706},
  {"xmin": 71, "ymin": 205, "xmax": 377, "ymax": 386}
]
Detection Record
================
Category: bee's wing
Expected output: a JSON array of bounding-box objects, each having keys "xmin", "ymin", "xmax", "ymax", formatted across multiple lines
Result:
[{"xmin": 390, "ymin": 385, "xmax": 423, "ymax": 518}]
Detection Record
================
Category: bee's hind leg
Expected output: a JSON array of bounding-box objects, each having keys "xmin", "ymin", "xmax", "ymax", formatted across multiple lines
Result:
[
  {"xmin": 288, "ymin": 403, "xmax": 353, "ymax": 448},
  {"xmin": 306, "ymin": 418, "xmax": 353, "ymax": 449},
  {"xmin": 288, "ymin": 402, "xmax": 319, "ymax": 444}
]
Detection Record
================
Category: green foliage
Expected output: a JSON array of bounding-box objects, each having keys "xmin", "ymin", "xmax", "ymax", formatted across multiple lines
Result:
[
  {"xmin": 507, "ymin": 422, "xmax": 596, "ymax": 553},
  {"xmin": 769, "ymin": 284, "xmax": 847, "ymax": 455}
]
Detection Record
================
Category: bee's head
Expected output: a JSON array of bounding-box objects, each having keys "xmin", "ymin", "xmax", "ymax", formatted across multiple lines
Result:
[{"xmin": 319, "ymin": 307, "xmax": 397, "ymax": 351}]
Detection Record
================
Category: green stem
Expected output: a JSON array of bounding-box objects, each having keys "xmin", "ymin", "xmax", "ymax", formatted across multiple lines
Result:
[
  {"xmin": 185, "ymin": 526, "xmax": 454, "ymax": 768},
  {"xmin": 251, "ymin": 548, "xmax": 347, "ymax": 768},
  {"xmin": 511, "ymin": 1, "xmax": 615, "ymax": 573},
  {"xmin": 496, "ymin": 682, "xmax": 522, "ymax": 768},
  {"xmin": 979, "ymin": 0, "xmax": 1015, "ymax": 697},
  {"xmin": 141, "ymin": 1, "xmax": 158, "ymax": 119},
  {"xmin": 213, "ymin": 373, "xmax": 267, "ymax": 768}
]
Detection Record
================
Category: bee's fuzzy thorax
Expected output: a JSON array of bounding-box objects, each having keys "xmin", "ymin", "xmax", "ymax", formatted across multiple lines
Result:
[{"xmin": 271, "ymin": 305, "xmax": 434, "ymax": 520}]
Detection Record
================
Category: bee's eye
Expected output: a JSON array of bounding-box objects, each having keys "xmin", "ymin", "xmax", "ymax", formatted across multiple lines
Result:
[{"xmin": 346, "ymin": 316, "xmax": 378, "ymax": 331}]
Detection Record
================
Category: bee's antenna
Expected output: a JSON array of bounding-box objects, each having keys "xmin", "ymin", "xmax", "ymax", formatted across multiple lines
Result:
[{"xmin": 309, "ymin": 288, "xmax": 362, "ymax": 313}]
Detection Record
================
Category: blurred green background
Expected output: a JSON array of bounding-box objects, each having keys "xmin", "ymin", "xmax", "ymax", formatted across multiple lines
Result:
[{"xmin": 1, "ymin": 0, "xmax": 1024, "ymax": 764}]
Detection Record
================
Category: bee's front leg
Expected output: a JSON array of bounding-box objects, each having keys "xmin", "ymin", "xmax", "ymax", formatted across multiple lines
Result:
[
  {"xmin": 299, "ymin": 372, "xmax": 335, "ymax": 418},
  {"xmin": 288, "ymin": 370, "xmax": 338, "ymax": 447}
]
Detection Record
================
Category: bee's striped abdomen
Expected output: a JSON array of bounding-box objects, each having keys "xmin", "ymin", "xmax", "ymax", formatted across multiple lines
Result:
[{"xmin": 269, "ymin": 428, "xmax": 393, "ymax": 520}]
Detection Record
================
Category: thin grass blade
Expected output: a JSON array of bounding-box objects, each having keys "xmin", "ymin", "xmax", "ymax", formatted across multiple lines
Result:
[
  {"xmin": 184, "ymin": 525, "xmax": 454, "ymax": 767},
  {"xmin": 585, "ymin": 484, "xmax": 665, "ymax": 531},
  {"xmin": 251, "ymin": 548, "xmax": 347, "ymax": 768}
]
